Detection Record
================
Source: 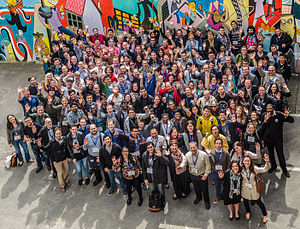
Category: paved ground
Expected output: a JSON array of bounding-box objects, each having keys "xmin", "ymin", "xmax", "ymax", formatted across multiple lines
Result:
[{"xmin": 0, "ymin": 63, "xmax": 299, "ymax": 229}]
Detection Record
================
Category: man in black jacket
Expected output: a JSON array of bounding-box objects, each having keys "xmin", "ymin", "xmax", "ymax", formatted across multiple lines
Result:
[
  {"xmin": 270, "ymin": 27, "xmax": 293, "ymax": 54},
  {"xmin": 38, "ymin": 118, "xmax": 58, "ymax": 178},
  {"xmin": 99, "ymin": 135, "xmax": 127, "ymax": 197},
  {"xmin": 24, "ymin": 116, "xmax": 50, "ymax": 173},
  {"xmin": 258, "ymin": 104, "xmax": 294, "ymax": 177}
]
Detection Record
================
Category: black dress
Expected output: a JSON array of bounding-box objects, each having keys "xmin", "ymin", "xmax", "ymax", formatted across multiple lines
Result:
[{"xmin": 221, "ymin": 171, "xmax": 242, "ymax": 205}]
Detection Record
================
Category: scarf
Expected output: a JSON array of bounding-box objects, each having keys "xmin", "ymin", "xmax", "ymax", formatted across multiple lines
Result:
[
  {"xmin": 171, "ymin": 149, "xmax": 186, "ymax": 174},
  {"xmin": 55, "ymin": 137, "xmax": 63, "ymax": 145},
  {"xmin": 229, "ymin": 171, "xmax": 241, "ymax": 199}
]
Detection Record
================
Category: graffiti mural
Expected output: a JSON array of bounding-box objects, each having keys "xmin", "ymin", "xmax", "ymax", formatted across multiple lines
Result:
[{"xmin": 0, "ymin": 0, "xmax": 298, "ymax": 62}]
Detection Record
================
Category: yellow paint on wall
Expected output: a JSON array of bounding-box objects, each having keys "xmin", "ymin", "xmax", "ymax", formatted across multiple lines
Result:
[{"xmin": 224, "ymin": 0, "xmax": 249, "ymax": 29}]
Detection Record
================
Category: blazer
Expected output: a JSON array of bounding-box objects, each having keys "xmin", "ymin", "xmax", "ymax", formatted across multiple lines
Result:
[
  {"xmin": 7, "ymin": 121, "xmax": 25, "ymax": 144},
  {"xmin": 142, "ymin": 152, "xmax": 169, "ymax": 185},
  {"xmin": 99, "ymin": 143, "xmax": 122, "ymax": 170}
]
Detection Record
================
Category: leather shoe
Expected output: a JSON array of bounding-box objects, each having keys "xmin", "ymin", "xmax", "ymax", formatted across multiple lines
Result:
[
  {"xmin": 283, "ymin": 171, "xmax": 290, "ymax": 178},
  {"xmin": 268, "ymin": 167, "xmax": 277, "ymax": 173},
  {"xmin": 93, "ymin": 179, "xmax": 101, "ymax": 186},
  {"xmin": 85, "ymin": 178, "xmax": 90, "ymax": 185},
  {"xmin": 127, "ymin": 197, "xmax": 132, "ymax": 206},
  {"xmin": 138, "ymin": 197, "xmax": 143, "ymax": 206},
  {"xmin": 36, "ymin": 167, "xmax": 43, "ymax": 173},
  {"xmin": 228, "ymin": 216, "xmax": 234, "ymax": 221},
  {"xmin": 78, "ymin": 179, "xmax": 83, "ymax": 186},
  {"xmin": 205, "ymin": 202, "xmax": 210, "ymax": 210},
  {"xmin": 52, "ymin": 172, "xmax": 57, "ymax": 179},
  {"xmin": 193, "ymin": 198, "xmax": 200, "ymax": 205},
  {"xmin": 47, "ymin": 166, "xmax": 51, "ymax": 172}
]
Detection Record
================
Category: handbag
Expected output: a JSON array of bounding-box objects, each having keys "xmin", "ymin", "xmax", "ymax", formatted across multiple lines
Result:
[
  {"xmin": 255, "ymin": 173, "xmax": 264, "ymax": 194},
  {"xmin": 148, "ymin": 191, "xmax": 163, "ymax": 212},
  {"xmin": 11, "ymin": 153, "xmax": 17, "ymax": 167}
]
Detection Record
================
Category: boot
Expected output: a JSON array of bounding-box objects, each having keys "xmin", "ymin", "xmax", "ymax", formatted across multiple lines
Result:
[
  {"xmin": 93, "ymin": 170, "xmax": 102, "ymax": 186},
  {"xmin": 137, "ymin": 197, "xmax": 143, "ymax": 206},
  {"xmin": 127, "ymin": 196, "xmax": 132, "ymax": 205}
]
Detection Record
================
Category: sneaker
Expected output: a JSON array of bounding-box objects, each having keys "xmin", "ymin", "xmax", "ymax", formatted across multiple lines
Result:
[
  {"xmin": 52, "ymin": 172, "xmax": 57, "ymax": 179},
  {"xmin": 107, "ymin": 189, "xmax": 115, "ymax": 197},
  {"xmin": 213, "ymin": 197, "xmax": 219, "ymax": 204},
  {"xmin": 85, "ymin": 178, "xmax": 90, "ymax": 185},
  {"xmin": 123, "ymin": 190, "xmax": 128, "ymax": 198}
]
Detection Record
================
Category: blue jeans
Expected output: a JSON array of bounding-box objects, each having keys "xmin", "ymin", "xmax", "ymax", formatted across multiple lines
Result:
[
  {"xmin": 74, "ymin": 157, "xmax": 89, "ymax": 179},
  {"xmin": 12, "ymin": 139, "xmax": 30, "ymax": 162},
  {"xmin": 31, "ymin": 144, "xmax": 50, "ymax": 168},
  {"xmin": 212, "ymin": 171, "xmax": 222, "ymax": 199},
  {"xmin": 108, "ymin": 169, "xmax": 126, "ymax": 191}
]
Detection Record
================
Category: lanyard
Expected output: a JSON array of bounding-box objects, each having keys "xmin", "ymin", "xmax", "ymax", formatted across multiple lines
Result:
[
  {"xmin": 148, "ymin": 153, "xmax": 153, "ymax": 167},
  {"xmin": 91, "ymin": 134, "xmax": 99, "ymax": 146},
  {"xmin": 129, "ymin": 116, "xmax": 137, "ymax": 126},
  {"xmin": 72, "ymin": 133, "xmax": 78, "ymax": 144},
  {"xmin": 237, "ymin": 153, "xmax": 242, "ymax": 163},
  {"xmin": 270, "ymin": 76, "xmax": 276, "ymax": 84},
  {"xmin": 186, "ymin": 96, "xmax": 191, "ymax": 107},
  {"xmin": 222, "ymin": 122, "xmax": 228, "ymax": 135},
  {"xmin": 79, "ymin": 126, "xmax": 87, "ymax": 137},
  {"xmin": 38, "ymin": 115, "xmax": 43, "ymax": 125},
  {"xmin": 124, "ymin": 158, "xmax": 132, "ymax": 169},
  {"xmin": 215, "ymin": 149, "xmax": 223, "ymax": 163},
  {"xmin": 277, "ymin": 63, "xmax": 284, "ymax": 73},
  {"xmin": 188, "ymin": 133, "xmax": 194, "ymax": 142},
  {"xmin": 258, "ymin": 96, "xmax": 264, "ymax": 107},
  {"xmin": 47, "ymin": 128, "xmax": 54, "ymax": 140},
  {"xmin": 163, "ymin": 122, "xmax": 168, "ymax": 135},
  {"xmin": 30, "ymin": 85, "xmax": 38, "ymax": 94},
  {"xmin": 192, "ymin": 152, "xmax": 199, "ymax": 166},
  {"xmin": 170, "ymin": 110, "xmax": 174, "ymax": 118},
  {"xmin": 244, "ymin": 168, "xmax": 251, "ymax": 181},
  {"xmin": 151, "ymin": 137, "xmax": 158, "ymax": 148}
]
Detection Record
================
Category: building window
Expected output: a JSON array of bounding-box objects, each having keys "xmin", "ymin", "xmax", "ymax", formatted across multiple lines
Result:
[{"xmin": 66, "ymin": 10, "xmax": 83, "ymax": 29}]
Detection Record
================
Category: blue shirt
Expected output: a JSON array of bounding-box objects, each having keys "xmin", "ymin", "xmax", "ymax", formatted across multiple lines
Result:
[
  {"xmin": 83, "ymin": 132, "xmax": 103, "ymax": 157},
  {"xmin": 144, "ymin": 76, "xmax": 156, "ymax": 97},
  {"xmin": 104, "ymin": 128, "xmax": 124, "ymax": 147},
  {"xmin": 18, "ymin": 95, "xmax": 40, "ymax": 115}
]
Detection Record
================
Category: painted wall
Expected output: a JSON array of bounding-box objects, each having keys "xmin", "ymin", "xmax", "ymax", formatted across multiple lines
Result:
[{"xmin": 0, "ymin": 0, "xmax": 298, "ymax": 62}]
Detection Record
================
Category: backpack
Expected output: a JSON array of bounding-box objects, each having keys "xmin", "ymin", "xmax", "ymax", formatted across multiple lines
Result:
[{"xmin": 148, "ymin": 191, "xmax": 163, "ymax": 212}]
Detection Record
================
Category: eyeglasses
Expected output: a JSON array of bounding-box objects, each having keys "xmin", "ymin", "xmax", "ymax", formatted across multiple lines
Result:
[{"xmin": 147, "ymin": 146, "xmax": 153, "ymax": 149}]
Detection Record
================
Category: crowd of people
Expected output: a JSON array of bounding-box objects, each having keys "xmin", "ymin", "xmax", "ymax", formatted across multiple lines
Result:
[{"xmin": 6, "ymin": 20, "xmax": 296, "ymax": 223}]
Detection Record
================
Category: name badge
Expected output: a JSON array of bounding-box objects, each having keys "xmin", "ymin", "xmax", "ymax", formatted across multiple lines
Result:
[
  {"xmin": 133, "ymin": 151, "xmax": 140, "ymax": 157},
  {"xmin": 128, "ymin": 170, "xmax": 135, "ymax": 176},
  {"xmin": 215, "ymin": 165, "xmax": 223, "ymax": 171},
  {"xmin": 74, "ymin": 149, "xmax": 80, "ymax": 154},
  {"xmin": 14, "ymin": 135, "xmax": 21, "ymax": 141},
  {"xmin": 92, "ymin": 148, "xmax": 98, "ymax": 153},
  {"xmin": 232, "ymin": 41, "xmax": 239, "ymax": 45},
  {"xmin": 191, "ymin": 167, "xmax": 198, "ymax": 174},
  {"xmin": 247, "ymin": 136, "xmax": 255, "ymax": 143},
  {"xmin": 147, "ymin": 167, "xmax": 153, "ymax": 174},
  {"xmin": 245, "ymin": 183, "xmax": 252, "ymax": 189}
]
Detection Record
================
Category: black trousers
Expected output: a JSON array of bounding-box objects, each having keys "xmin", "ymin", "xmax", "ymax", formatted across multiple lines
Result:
[
  {"xmin": 190, "ymin": 174, "xmax": 210, "ymax": 204},
  {"xmin": 265, "ymin": 140, "xmax": 287, "ymax": 172},
  {"xmin": 125, "ymin": 177, "xmax": 142, "ymax": 199},
  {"xmin": 243, "ymin": 198, "xmax": 267, "ymax": 216}
]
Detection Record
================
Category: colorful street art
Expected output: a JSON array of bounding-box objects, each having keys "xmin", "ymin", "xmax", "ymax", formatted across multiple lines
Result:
[{"xmin": 0, "ymin": 0, "xmax": 298, "ymax": 62}]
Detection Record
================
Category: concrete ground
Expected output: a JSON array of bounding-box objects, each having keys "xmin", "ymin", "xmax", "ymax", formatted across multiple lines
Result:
[{"xmin": 0, "ymin": 62, "xmax": 299, "ymax": 229}]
